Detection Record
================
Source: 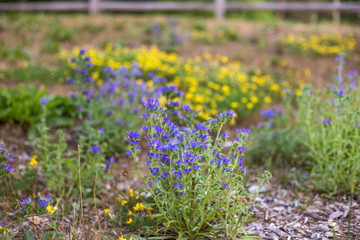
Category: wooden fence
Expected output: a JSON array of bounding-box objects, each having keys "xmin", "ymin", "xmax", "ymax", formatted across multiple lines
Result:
[{"xmin": 1, "ymin": 0, "xmax": 360, "ymax": 23}]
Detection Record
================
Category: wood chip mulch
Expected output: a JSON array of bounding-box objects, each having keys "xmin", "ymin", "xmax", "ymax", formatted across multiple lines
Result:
[{"xmin": 248, "ymin": 186, "xmax": 360, "ymax": 239}]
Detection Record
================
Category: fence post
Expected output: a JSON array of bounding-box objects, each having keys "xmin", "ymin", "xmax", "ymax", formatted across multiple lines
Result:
[
  {"xmin": 214, "ymin": 0, "xmax": 226, "ymax": 19},
  {"xmin": 89, "ymin": 0, "xmax": 99, "ymax": 13},
  {"xmin": 333, "ymin": 0, "xmax": 340, "ymax": 24}
]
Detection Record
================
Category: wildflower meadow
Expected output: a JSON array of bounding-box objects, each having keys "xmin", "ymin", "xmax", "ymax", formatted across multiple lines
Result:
[{"xmin": 0, "ymin": 11, "xmax": 359, "ymax": 240}]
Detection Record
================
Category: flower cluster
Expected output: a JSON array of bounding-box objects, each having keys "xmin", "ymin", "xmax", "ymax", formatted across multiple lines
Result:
[
  {"xmin": 127, "ymin": 97, "xmax": 271, "ymax": 238},
  {"xmin": 60, "ymin": 45, "xmax": 299, "ymax": 122},
  {"xmin": 249, "ymin": 55, "xmax": 360, "ymax": 195},
  {"xmin": 67, "ymin": 48, "xmax": 166, "ymax": 156},
  {"xmin": 15, "ymin": 194, "xmax": 58, "ymax": 217},
  {"xmin": 144, "ymin": 19, "xmax": 182, "ymax": 52},
  {"xmin": 191, "ymin": 25, "xmax": 238, "ymax": 44},
  {"xmin": 0, "ymin": 222, "xmax": 7, "ymax": 235},
  {"xmin": 280, "ymin": 33, "xmax": 356, "ymax": 56},
  {"xmin": 114, "ymin": 189, "xmax": 155, "ymax": 232},
  {"xmin": 300, "ymin": 55, "xmax": 360, "ymax": 194},
  {"xmin": 0, "ymin": 144, "xmax": 15, "ymax": 178}
]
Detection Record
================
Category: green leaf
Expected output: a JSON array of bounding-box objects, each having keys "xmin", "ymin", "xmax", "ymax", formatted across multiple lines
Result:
[
  {"xmin": 240, "ymin": 236, "xmax": 260, "ymax": 240},
  {"xmin": 40, "ymin": 232, "xmax": 55, "ymax": 240},
  {"xmin": 23, "ymin": 230, "xmax": 35, "ymax": 240}
]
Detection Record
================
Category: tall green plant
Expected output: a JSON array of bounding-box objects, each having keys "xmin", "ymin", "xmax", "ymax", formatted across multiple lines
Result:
[
  {"xmin": 128, "ymin": 97, "xmax": 271, "ymax": 239},
  {"xmin": 299, "ymin": 56, "xmax": 360, "ymax": 195}
]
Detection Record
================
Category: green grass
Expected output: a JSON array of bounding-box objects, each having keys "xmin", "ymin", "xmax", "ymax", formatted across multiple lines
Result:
[{"xmin": 3, "ymin": 64, "xmax": 67, "ymax": 84}]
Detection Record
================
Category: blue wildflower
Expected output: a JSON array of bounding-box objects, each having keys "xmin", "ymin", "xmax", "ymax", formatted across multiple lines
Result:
[
  {"xmin": 162, "ymin": 172, "xmax": 169, "ymax": 178},
  {"xmin": 40, "ymin": 97, "xmax": 49, "ymax": 107}
]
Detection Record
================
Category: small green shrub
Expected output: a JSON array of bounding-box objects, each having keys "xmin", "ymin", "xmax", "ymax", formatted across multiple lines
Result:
[
  {"xmin": 0, "ymin": 44, "xmax": 29, "ymax": 62},
  {"xmin": 299, "ymin": 59, "xmax": 359, "ymax": 195},
  {"xmin": 44, "ymin": 37, "xmax": 60, "ymax": 54},
  {"xmin": 191, "ymin": 21, "xmax": 207, "ymax": 32},
  {"xmin": 247, "ymin": 102, "xmax": 305, "ymax": 167},
  {"xmin": 128, "ymin": 97, "xmax": 271, "ymax": 239},
  {"xmin": 47, "ymin": 26, "xmax": 78, "ymax": 42},
  {"xmin": 0, "ymin": 144, "xmax": 15, "ymax": 180},
  {"xmin": 143, "ymin": 19, "xmax": 182, "ymax": 52},
  {"xmin": 191, "ymin": 25, "xmax": 239, "ymax": 45},
  {"xmin": 0, "ymin": 85, "xmax": 76, "ymax": 138},
  {"xmin": 2, "ymin": 64, "xmax": 67, "ymax": 84},
  {"xmin": 83, "ymin": 23, "xmax": 106, "ymax": 34},
  {"xmin": 250, "ymin": 55, "xmax": 360, "ymax": 196}
]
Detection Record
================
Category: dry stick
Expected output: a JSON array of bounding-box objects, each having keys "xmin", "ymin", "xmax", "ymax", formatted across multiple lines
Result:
[
  {"xmin": 94, "ymin": 172, "xmax": 102, "ymax": 231},
  {"xmin": 78, "ymin": 144, "xmax": 84, "ymax": 239},
  {"xmin": 61, "ymin": 203, "xmax": 64, "ymax": 234},
  {"xmin": 347, "ymin": 190, "xmax": 354, "ymax": 240},
  {"xmin": 31, "ymin": 167, "xmax": 39, "ymax": 239},
  {"xmin": 102, "ymin": 167, "xmax": 111, "ymax": 233},
  {"xmin": 31, "ymin": 202, "xmax": 37, "ymax": 239}
]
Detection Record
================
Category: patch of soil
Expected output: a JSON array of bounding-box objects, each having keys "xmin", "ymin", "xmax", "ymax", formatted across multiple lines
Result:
[{"xmin": 249, "ymin": 186, "xmax": 360, "ymax": 239}]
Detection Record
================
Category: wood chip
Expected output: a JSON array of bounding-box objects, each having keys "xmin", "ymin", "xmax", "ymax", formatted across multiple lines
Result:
[
  {"xmin": 27, "ymin": 216, "xmax": 48, "ymax": 225},
  {"xmin": 304, "ymin": 211, "xmax": 318, "ymax": 219},
  {"xmin": 341, "ymin": 209, "xmax": 349, "ymax": 219},
  {"xmin": 265, "ymin": 210, "xmax": 269, "ymax": 221},
  {"xmin": 329, "ymin": 211, "xmax": 343, "ymax": 220}
]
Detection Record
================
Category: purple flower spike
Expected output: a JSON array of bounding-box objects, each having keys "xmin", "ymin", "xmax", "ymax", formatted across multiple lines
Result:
[
  {"xmin": 238, "ymin": 147, "xmax": 246, "ymax": 152},
  {"xmin": 40, "ymin": 97, "xmax": 49, "ymax": 107},
  {"xmin": 183, "ymin": 104, "xmax": 191, "ymax": 111},
  {"xmin": 91, "ymin": 145, "xmax": 99, "ymax": 152},
  {"xmin": 6, "ymin": 164, "xmax": 13, "ymax": 172},
  {"xmin": 21, "ymin": 198, "xmax": 31, "ymax": 205},
  {"xmin": 45, "ymin": 194, "xmax": 51, "ymax": 201}
]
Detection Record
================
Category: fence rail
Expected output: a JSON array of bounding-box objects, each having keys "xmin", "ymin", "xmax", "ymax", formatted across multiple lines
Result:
[{"xmin": 1, "ymin": 0, "xmax": 359, "ymax": 22}]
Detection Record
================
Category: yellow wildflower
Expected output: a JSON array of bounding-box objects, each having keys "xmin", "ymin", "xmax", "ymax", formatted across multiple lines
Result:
[
  {"xmin": 128, "ymin": 189, "xmax": 134, "ymax": 198},
  {"xmin": 46, "ymin": 205, "xmax": 58, "ymax": 216},
  {"xmin": 104, "ymin": 208, "xmax": 111, "ymax": 214},
  {"xmin": 121, "ymin": 200, "xmax": 128, "ymax": 206},
  {"xmin": 220, "ymin": 56, "xmax": 228, "ymax": 63},
  {"xmin": 231, "ymin": 102, "xmax": 239, "ymax": 109},
  {"xmin": 128, "ymin": 210, "xmax": 133, "ymax": 215},
  {"xmin": 294, "ymin": 89, "xmax": 303, "ymax": 96},
  {"xmin": 246, "ymin": 103, "xmax": 254, "ymax": 109},
  {"xmin": 126, "ymin": 218, "xmax": 133, "ymax": 224},
  {"xmin": 30, "ymin": 155, "xmax": 39, "ymax": 167},
  {"xmin": 222, "ymin": 85, "xmax": 230, "ymax": 96},
  {"xmin": 250, "ymin": 96, "xmax": 259, "ymax": 103},
  {"xmin": 264, "ymin": 96, "xmax": 272, "ymax": 103},
  {"xmin": 270, "ymin": 83, "xmax": 279, "ymax": 91},
  {"xmin": 133, "ymin": 202, "xmax": 145, "ymax": 211},
  {"xmin": 119, "ymin": 236, "xmax": 132, "ymax": 240}
]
